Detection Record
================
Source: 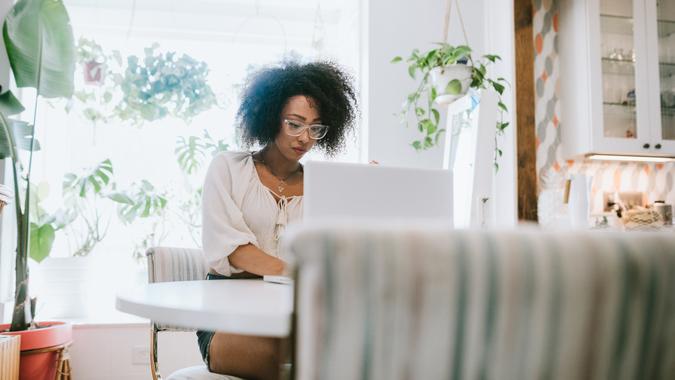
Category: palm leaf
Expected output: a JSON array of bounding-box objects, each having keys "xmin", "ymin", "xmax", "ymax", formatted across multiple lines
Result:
[{"xmin": 3, "ymin": 0, "xmax": 75, "ymax": 98}]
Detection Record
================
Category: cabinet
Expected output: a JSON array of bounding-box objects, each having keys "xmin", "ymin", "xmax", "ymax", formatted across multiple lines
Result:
[{"xmin": 560, "ymin": 0, "xmax": 675, "ymax": 158}]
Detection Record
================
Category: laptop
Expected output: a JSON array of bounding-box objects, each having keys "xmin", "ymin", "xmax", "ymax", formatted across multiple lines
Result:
[{"xmin": 303, "ymin": 161, "xmax": 453, "ymax": 224}]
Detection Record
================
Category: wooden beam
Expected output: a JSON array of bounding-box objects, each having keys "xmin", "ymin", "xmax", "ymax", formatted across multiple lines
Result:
[{"xmin": 514, "ymin": 0, "xmax": 538, "ymax": 222}]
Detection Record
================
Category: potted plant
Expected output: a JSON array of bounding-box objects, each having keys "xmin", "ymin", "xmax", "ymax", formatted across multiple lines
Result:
[
  {"xmin": 0, "ymin": 0, "xmax": 76, "ymax": 378},
  {"xmin": 392, "ymin": 43, "xmax": 509, "ymax": 154}
]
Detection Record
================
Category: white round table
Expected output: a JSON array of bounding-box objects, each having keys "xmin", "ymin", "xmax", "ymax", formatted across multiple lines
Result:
[{"xmin": 115, "ymin": 280, "xmax": 293, "ymax": 337}]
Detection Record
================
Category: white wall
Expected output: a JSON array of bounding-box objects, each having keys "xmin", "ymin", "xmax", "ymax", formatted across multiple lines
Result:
[
  {"xmin": 485, "ymin": 0, "xmax": 518, "ymax": 225},
  {"xmin": 70, "ymin": 323, "xmax": 204, "ymax": 380},
  {"xmin": 364, "ymin": 0, "xmax": 485, "ymax": 169}
]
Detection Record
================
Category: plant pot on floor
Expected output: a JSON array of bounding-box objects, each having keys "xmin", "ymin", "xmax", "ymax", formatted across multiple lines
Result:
[
  {"xmin": 430, "ymin": 64, "xmax": 472, "ymax": 105},
  {"xmin": 0, "ymin": 322, "xmax": 72, "ymax": 380}
]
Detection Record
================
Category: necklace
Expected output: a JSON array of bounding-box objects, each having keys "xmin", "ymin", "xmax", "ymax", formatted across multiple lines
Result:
[{"xmin": 254, "ymin": 152, "xmax": 302, "ymax": 194}]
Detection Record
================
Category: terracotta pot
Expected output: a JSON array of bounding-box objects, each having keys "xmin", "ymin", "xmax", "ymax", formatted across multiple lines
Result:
[
  {"xmin": 0, "ymin": 322, "xmax": 72, "ymax": 380},
  {"xmin": 84, "ymin": 61, "xmax": 104, "ymax": 85}
]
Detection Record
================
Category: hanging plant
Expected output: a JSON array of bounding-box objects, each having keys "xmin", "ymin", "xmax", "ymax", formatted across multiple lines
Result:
[
  {"xmin": 391, "ymin": 0, "xmax": 510, "ymax": 169},
  {"xmin": 67, "ymin": 39, "xmax": 218, "ymax": 126},
  {"xmin": 114, "ymin": 44, "xmax": 218, "ymax": 125},
  {"xmin": 393, "ymin": 44, "xmax": 508, "ymax": 152}
]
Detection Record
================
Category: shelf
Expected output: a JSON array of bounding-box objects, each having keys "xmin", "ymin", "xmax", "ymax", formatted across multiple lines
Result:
[
  {"xmin": 602, "ymin": 58, "xmax": 635, "ymax": 75},
  {"xmin": 604, "ymin": 102, "xmax": 635, "ymax": 108},
  {"xmin": 600, "ymin": 14, "xmax": 633, "ymax": 36},
  {"xmin": 658, "ymin": 19, "xmax": 675, "ymax": 38},
  {"xmin": 658, "ymin": 61, "xmax": 675, "ymax": 77},
  {"xmin": 661, "ymin": 106, "xmax": 675, "ymax": 115},
  {"xmin": 600, "ymin": 58, "xmax": 675, "ymax": 77},
  {"xmin": 600, "ymin": 13, "xmax": 675, "ymax": 38}
]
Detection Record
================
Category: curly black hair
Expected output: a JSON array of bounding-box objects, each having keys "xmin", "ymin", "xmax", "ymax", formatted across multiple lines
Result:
[{"xmin": 236, "ymin": 60, "xmax": 358, "ymax": 156}]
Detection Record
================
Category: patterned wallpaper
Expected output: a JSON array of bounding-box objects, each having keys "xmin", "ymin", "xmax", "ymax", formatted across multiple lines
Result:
[{"xmin": 533, "ymin": 0, "xmax": 675, "ymax": 224}]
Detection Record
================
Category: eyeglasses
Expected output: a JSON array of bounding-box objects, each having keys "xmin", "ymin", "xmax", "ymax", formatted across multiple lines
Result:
[{"xmin": 283, "ymin": 119, "xmax": 329, "ymax": 140}]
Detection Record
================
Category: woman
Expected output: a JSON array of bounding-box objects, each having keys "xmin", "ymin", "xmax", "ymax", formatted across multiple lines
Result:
[{"xmin": 198, "ymin": 60, "xmax": 358, "ymax": 380}]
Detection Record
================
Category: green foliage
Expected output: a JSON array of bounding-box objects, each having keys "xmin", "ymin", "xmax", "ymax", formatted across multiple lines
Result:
[
  {"xmin": 1, "ymin": 0, "xmax": 76, "ymax": 331},
  {"xmin": 60, "ymin": 159, "xmax": 115, "ymax": 257},
  {"xmin": 2, "ymin": 0, "xmax": 75, "ymax": 98},
  {"xmin": 393, "ymin": 43, "xmax": 510, "ymax": 161},
  {"xmin": 65, "ymin": 37, "xmax": 122, "ymax": 124},
  {"xmin": 175, "ymin": 130, "xmax": 229, "ymax": 175},
  {"xmin": 66, "ymin": 38, "xmax": 218, "ymax": 126},
  {"xmin": 108, "ymin": 180, "xmax": 168, "ymax": 225},
  {"xmin": 114, "ymin": 44, "xmax": 217, "ymax": 125}
]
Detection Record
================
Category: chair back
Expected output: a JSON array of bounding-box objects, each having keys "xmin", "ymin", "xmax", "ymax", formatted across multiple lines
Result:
[
  {"xmin": 146, "ymin": 247, "xmax": 209, "ymax": 332},
  {"xmin": 147, "ymin": 247, "xmax": 209, "ymax": 284},
  {"xmin": 286, "ymin": 223, "xmax": 675, "ymax": 380}
]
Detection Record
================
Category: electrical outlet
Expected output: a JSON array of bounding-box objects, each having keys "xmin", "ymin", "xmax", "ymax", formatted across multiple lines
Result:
[{"xmin": 131, "ymin": 345, "xmax": 150, "ymax": 365}]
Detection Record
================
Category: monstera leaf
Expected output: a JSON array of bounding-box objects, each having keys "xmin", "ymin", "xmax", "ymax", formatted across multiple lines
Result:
[
  {"xmin": 108, "ymin": 180, "xmax": 168, "ymax": 224},
  {"xmin": 62, "ymin": 159, "xmax": 114, "ymax": 198},
  {"xmin": 3, "ymin": 0, "xmax": 75, "ymax": 98}
]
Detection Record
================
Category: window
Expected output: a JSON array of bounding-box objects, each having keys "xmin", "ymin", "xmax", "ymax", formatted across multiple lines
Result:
[{"xmin": 8, "ymin": 0, "xmax": 361, "ymax": 320}]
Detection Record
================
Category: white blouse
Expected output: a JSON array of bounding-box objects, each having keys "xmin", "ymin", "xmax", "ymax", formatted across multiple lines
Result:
[{"xmin": 201, "ymin": 151, "xmax": 303, "ymax": 276}]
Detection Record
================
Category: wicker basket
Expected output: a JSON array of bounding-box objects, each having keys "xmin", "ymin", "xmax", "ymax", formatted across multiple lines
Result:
[
  {"xmin": 0, "ymin": 335, "xmax": 20, "ymax": 380},
  {"xmin": 622, "ymin": 209, "xmax": 664, "ymax": 230}
]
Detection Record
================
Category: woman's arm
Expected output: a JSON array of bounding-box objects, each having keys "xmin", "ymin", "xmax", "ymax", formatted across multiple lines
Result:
[{"xmin": 229, "ymin": 243, "xmax": 286, "ymax": 276}]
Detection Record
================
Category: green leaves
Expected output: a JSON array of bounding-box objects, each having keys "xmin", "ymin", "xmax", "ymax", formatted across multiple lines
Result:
[
  {"xmin": 0, "ymin": 90, "xmax": 25, "ymax": 116},
  {"xmin": 393, "ymin": 43, "xmax": 510, "ymax": 159},
  {"xmin": 115, "ymin": 45, "xmax": 217, "ymax": 124},
  {"xmin": 175, "ymin": 129, "xmax": 229, "ymax": 175},
  {"xmin": 3, "ymin": 0, "xmax": 75, "ymax": 98},
  {"xmin": 29, "ymin": 222, "xmax": 54, "ymax": 263},
  {"xmin": 63, "ymin": 159, "xmax": 113, "ymax": 197},
  {"xmin": 175, "ymin": 136, "xmax": 204, "ymax": 175},
  {"xmin": 108, "ymin": 180, "xmax": 168, "ymax": 224},
  {"xmin": 483, "ymin": 54, "xmax": 501, "ymax": 63}
]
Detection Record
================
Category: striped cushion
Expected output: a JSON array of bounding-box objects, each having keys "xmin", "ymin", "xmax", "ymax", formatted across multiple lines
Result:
[
  {"xmin": 146, "ymin": 247, "xmax": 209, "ymax": 332},
  {"xmin": 286, "ymin": 225, "xmax": 675, "ymax": 380}
]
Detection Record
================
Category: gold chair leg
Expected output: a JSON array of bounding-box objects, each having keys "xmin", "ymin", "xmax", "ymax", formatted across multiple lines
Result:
[{"xmin": 150, "ymin": 324, "xmax": 162, "ymax": 380}]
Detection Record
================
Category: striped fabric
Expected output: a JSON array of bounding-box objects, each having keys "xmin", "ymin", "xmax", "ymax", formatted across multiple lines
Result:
[
  {"xmin": 285, "ymin": 224, "xmax": 675, "ymax": 380},
  {"xmin": 146, "ymin": 247, "xmax": 210, "ymax": 332}
]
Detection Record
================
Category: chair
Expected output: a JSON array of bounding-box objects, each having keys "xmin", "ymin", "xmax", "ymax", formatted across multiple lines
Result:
[
  {"xmin": 285, "ymin": 223, "xmax": 675, "ymax": 380},
  {"xmin": 146, "ymin": 247, "xmax": 241, "ymax": 380}
]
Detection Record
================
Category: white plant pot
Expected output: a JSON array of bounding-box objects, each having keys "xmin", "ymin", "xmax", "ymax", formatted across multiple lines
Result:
[
  {"xmin": 430, "ymin": 65, "xmax": 473, "ymax": 105},
  {"xmin": 30, "ymin": 256, "xmax": 94, "ymax": 319}
]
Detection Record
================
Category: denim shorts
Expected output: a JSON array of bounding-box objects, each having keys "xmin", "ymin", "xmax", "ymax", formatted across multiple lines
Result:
[{"xmin": 196, "ymin": 272, "xmax": 261, "ymax": 367}]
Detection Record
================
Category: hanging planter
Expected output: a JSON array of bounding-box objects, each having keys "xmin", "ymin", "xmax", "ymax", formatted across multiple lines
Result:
[
  {"xmin": 76, "ymin": 37, "xmax": 107, "ymax": 86},
  {"xmin": 83, "ymin": 60, "xmax": 104, "ymax": 85},
  {"xmin": 429, "ymin": 62, "xmax": 473, "ymax": 105},
  {"xmin": 391, "ymin": 0, "xmax": 510, "ymax": 152}
]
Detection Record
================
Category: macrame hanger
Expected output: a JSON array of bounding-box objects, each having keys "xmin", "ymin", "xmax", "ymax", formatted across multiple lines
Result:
[
  {"xmin": 125, "ymin": 0, "xmax": 137, "ymax": 41},
  {"xmin": 442, "ymin": 0, "xmax": 471, "ymax": 49}
]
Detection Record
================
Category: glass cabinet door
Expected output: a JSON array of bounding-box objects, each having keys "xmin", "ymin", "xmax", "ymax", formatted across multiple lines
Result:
[
  {"xmin": 599, "ymin": 0, "xmax": 639, "ymax": 139},
  {"xmin": 656, "ymin": 0, "xmax": 675, "ymax": 141}
]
